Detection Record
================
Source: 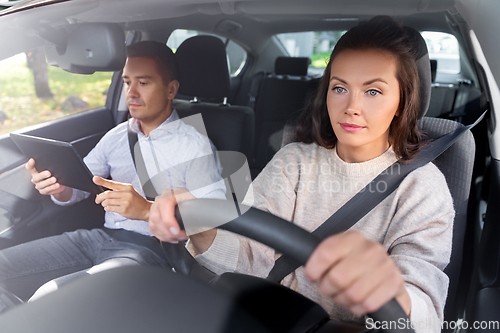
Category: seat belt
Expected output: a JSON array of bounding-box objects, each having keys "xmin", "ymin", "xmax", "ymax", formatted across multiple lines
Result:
[
  {"xmin": 127, "ymin": 122, "xmax": 158, "ymax": 200},
  {"xmin": 448, "ymin": 80, "xmax": 472, "ymax": 123},
  {"xmin": 127, "ymin": 121, "xmax": 216, "ymax": 279},
  {"xmin": 267, "ymin": 110, "xmax": 487, "ymax": 283},
  {"xmin": 247, "ymin": 71, "xmax": 265, "ymax": 110}
]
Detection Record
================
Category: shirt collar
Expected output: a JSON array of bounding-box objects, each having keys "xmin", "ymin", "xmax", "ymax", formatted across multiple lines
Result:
[{"xmin": 129, "ymin": 108, "xmax": 181, "ymax": 139}]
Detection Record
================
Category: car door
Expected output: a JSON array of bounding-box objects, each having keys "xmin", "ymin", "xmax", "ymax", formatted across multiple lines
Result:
[{"xmin": 0, "ymin": 48, "xmax": 124, "ymax": 250}]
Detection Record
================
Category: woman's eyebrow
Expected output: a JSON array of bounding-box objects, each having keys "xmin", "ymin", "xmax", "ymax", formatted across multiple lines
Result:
[
  {"xmin": 329, "ymin": 76, "xmax": 347, "ymax": 84},
  {"xmin": 329, "ymin": 76, "xmax": 388, "ymax": 86},
  {"xmin": 363, "ymin": 78, "xmax": 388, "ymax": 85}
]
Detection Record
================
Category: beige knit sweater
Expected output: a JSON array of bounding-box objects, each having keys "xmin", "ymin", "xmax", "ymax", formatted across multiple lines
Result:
[{"xmin": 192, "ymin": 142, "xmax": 454, "ymax": 332}]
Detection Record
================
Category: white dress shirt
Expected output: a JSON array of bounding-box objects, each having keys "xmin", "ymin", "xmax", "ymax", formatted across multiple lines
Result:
[{"xmin": 52, "ymin": 109, "xmax": 226, "ymax": 236}]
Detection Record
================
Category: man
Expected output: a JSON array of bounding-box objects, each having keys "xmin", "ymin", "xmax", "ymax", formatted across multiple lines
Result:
[{"xmin": 0, "ymin": 41, "xmax": 225, "ymax": 302}]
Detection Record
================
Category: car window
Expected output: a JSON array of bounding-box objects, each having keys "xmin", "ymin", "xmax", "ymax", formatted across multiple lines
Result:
[
  {"xmin": 276, "ymin": 31, "xmax": 346, "ymax": 75},
  {"xmin": 0, "ymin": 47, "xmax": 113, "ymax": 136},
  {"xmin": 421, "ymin": 31, "xmax": 460, "ymax": 74},
  {"xmin": 167, "ymin": 29, "xmax": 247, "ymax": 76},
  {"xmin": 277, "ymin": 30, "xmax": 461, "ymax": 76}
]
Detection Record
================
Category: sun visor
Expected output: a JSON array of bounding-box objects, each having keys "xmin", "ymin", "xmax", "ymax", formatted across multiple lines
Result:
[{"xmin": 44, "ymin": 23, "xmax": 125, "ymax": 74}]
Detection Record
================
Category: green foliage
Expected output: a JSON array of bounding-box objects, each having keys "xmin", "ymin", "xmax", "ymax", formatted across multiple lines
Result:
[
  {"xmin": 0, "ymin": 54, "xmax": 112, "ymax": 135},
  {"xmin": 311, "ymin": 52, "xmax": 331, "ymax": 68}
]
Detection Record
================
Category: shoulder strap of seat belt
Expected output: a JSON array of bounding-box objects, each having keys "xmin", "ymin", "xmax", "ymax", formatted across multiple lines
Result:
[
  {"xmin": 247, "ymin": 71, "xmax": 265, "ymax": 110},
  {"xmin": 267, "ymin": 110, "xmax": 487, "ymax": 283},
  {"xmin": 449, "ymin": 80, "xmax": 472, "ymax": 122},
  {"xmin": 127, "ymin": 121, "xmax": 209, "ymax": 277},
  {"xmin": 127, "ymin": 121, "xmax": 158, "ymax": 201}
]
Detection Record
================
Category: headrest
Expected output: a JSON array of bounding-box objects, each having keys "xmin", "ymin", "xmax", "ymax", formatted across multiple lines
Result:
[
  {"xmin": 430, "ymin": 59, "xmax": 437, "ymax": 82},
  {"xmin": 403, "ymin": 26, "xmax": 432, "ymax": 118},
  {"xmin": 275, "ymin": 57, "xmax": 310, "ymax": 76},
  {"xmin": 175, "ymin": 35, "xmax": 230, "ymax": 102}
]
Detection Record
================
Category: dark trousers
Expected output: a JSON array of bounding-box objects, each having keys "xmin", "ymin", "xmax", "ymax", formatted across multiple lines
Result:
[{"xmin": 0, "ymin": 228, "xmax": 170, "ymax": 301}]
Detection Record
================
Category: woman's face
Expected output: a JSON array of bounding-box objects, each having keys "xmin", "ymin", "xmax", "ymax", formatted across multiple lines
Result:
[{"xmin": 327, "ymin": 49, "xmax": 400, "ymax": 163}]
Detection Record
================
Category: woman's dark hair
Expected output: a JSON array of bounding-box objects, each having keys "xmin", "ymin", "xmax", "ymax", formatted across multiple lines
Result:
[
  {"xmin": 126, "ymin": 41, "xmax": 180, "ymax": 84},
  {"xmin": 295, "ymin": 16, "xmax": 423, "ymax": 161}
]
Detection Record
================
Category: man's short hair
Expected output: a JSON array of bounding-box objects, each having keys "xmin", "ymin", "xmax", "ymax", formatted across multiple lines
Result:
[{"xmin": 126, "ymin": 41, "xmax": 180, "ymax": 83}]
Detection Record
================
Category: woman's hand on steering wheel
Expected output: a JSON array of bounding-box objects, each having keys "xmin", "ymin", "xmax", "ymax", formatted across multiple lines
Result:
[
  {"xmin": 149, "ymin": 189, "xmax": 191, "ymax": 243},
  {"xmin": 305, "ymin": 230, "xmax": 412, "ymax": 317},
  {"xmin": 149, "ymin": 189, "xmax": 218, "ymax": 253}
]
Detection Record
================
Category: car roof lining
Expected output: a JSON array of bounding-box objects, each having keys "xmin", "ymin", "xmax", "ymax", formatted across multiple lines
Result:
[
  {"xmin": 0, "ymin": 0, "xmax": 458, "ymax": 61},
  {"xmin": 3, "ymin": 0, "xmax": 458, "ymax": 18},
  {"xmin": 124, "ymin": 12, "xmax": 455, "ymax": 66}
]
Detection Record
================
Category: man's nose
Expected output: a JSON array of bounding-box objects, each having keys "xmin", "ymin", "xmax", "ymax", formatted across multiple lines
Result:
[{"xmin": 127, "ymin": 83, "xmax": 139, "ymax": 98}]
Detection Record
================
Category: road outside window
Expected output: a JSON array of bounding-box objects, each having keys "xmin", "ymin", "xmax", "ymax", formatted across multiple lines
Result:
[{"xmin": 421, "ymin": 31, "xmax": 460, "ymax": 74}]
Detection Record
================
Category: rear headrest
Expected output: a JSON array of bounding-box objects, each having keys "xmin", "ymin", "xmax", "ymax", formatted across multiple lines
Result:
[
  {"xmin": 275, "ymin": 57, "xmax": 310, "ymax": 76},
  {"xmin": 403, "ymin": 26, "xmax": 431, "ymax": 118},
  {"xmin": 175, "ymin": 35, "xmax": 230, "ymax": 102},
  {"xmin": 430, "ymin": 59, "xmax": 437, "ymax": 82}
]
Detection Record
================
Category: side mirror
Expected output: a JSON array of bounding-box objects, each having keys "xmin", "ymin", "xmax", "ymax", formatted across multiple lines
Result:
[{"xmin": 43, "ymin": 23, "xmax": 125, "ymax": 74}]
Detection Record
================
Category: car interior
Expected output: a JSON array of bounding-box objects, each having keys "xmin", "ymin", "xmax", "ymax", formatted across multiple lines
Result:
[{"xmin": 0, "ymin": 0, "xmax": 499, "ymax": 332}]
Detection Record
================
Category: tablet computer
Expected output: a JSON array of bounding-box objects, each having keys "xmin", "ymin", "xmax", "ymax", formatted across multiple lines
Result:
[{"xmin": 10, "ymin": 133, "xmax": 104, "ymax": 194}]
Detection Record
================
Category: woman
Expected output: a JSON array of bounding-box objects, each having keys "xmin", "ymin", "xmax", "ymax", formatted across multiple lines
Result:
[{"xmin": 150, "ymin": 16, "xmax": 454, "ymax": 332}]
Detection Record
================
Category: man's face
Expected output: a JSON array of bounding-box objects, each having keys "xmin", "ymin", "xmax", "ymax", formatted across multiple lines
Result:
[{"xmin": 122, "ymin": 57, "xmax": 178, "ymax": 129}]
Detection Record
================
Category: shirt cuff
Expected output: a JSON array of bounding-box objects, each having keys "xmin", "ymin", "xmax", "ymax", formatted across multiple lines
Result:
[
  {"xmin": 190, "ymin": 179, "xmax": 226, "ymax": 200},
  {"xmin": 407, "ymin": 285, "xmax": 440, "ymax": 333},
  {"xmin": 51, "ymin": 189, "xmax": 90, "ymax": 206},
  {"xmin": 192, "ymin": 229, "xmax": 239, "ymax": 275}
]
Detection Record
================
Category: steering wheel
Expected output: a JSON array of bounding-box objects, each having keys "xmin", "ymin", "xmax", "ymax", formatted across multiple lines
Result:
[
  {"xmin": 161, "ymin": 198, "xmax": 415, "ymax": 333},
  {"xmin": 0, "ymin": 197, "xmax": 415, "ymax": 333}
]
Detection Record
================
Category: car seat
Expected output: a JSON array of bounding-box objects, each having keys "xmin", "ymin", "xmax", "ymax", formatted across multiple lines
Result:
[
  {"xmin": 407, "ymin": 28, "xmax": 476, "ymax": 329},
  {"xmin": 173, "ymin": 35, "xmax": 255, "ymax": 163},
  {"xmin": 248, "ymin": 56, "xmax": 319, "ymax": 179}
]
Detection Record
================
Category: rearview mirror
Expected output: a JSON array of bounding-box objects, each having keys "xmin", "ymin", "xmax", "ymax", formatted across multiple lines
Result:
[{"xmin": 44, "ymin": 23, "xmax": 126, "ymax": 74}]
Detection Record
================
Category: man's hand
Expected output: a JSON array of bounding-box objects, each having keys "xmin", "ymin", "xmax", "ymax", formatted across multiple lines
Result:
[
  {"xmin": 305, "ymin": 231, "xmax": 411, "ymax": 317},
  {"xmin": 26, "ymin": 158, "xmax": 73, "ymax": 202},
  {"xmin": 93, "ymin": 176, "xmax": 152, "ymax": 221}
]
